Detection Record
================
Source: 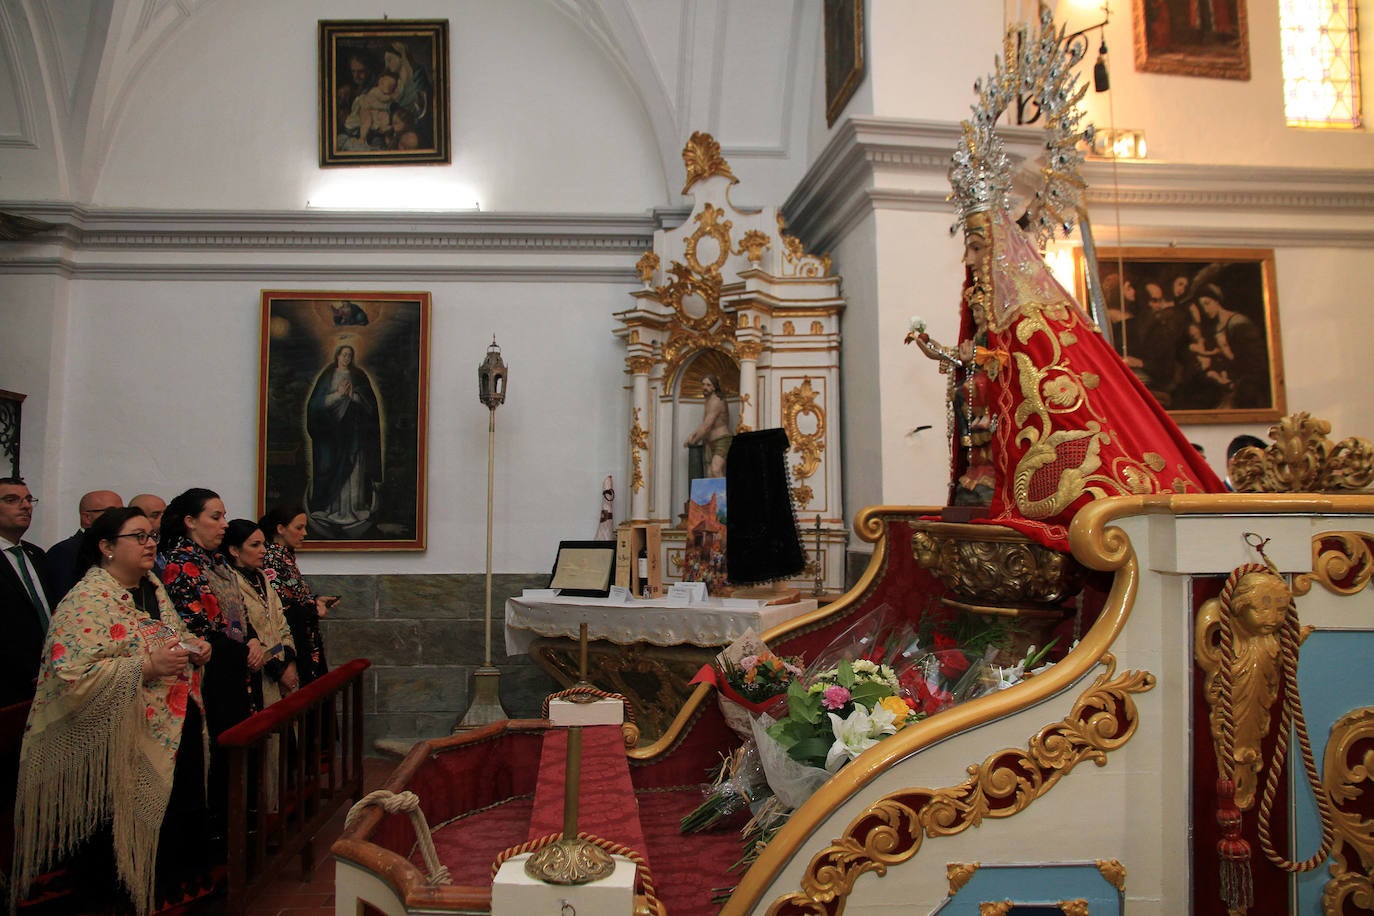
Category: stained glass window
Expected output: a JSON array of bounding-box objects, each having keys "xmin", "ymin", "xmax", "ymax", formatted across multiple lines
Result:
[{"xmin": 1280, "ymin": 0, "xmax": 1362, "ymax": 127}]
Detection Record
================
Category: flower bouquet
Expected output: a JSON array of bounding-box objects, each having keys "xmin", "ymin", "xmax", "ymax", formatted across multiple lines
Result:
[
  {"xmin": 680, "ymin": 743, "xmax": 769, "ymax": 833},
  {"xmin": 691, "ymin": 628, "xmax": 804, "ymax": 740}
]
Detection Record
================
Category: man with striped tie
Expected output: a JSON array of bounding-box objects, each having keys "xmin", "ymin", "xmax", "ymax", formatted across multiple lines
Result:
[{"xmin": 0, "ymin": 477, "xmax": 56, "ymax": 707}]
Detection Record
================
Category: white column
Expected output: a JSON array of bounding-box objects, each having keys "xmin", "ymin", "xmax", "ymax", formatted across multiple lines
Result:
[{"xmin": 628, "ymin": 356, "xmax": 653, "ymax": 522}]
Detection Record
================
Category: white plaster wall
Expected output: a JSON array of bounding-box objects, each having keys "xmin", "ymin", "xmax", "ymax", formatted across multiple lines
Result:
[
  {"xmin": 0, "ymin": 273, "xmax": 65, "ymax": 493},
  {"xmin": 91, "ymin": 0, "xmax": 666, "ymax": 211},
  {"xmin": 0, "ymin": 0, "xmax": 65, "ymax": 199},
  {"xmin": 833, "ymin": 215, "xmax": 881, "ymax": 517},
  {"xmin": 33, "ymin": 276, "xmax": 632, "ymax": 575}
]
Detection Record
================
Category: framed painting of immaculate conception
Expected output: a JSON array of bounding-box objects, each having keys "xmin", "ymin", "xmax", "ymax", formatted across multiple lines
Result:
[
  {"xmin": 318, "ymin": 19, "xmax": 450, "ymax": 166},
  {"xmin": 1074, "ymin": 247, "xmax": 1284, "ymax": 425},
  {"xmin": 258, "ymin": 291, "xmax": 430, "ymax": 550}
]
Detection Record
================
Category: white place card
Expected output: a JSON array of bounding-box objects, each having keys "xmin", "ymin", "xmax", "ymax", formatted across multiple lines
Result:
[
  {"xmin": 666, "ymin": 581, "xmax": 708, "ymax": 605},
  {"xmin": 606, "ymin": 585, "xmax": 631, "ymax": 604}
]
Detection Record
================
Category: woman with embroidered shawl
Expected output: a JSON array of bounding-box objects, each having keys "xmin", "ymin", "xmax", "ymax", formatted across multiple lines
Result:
[
  {"xmin": 11, "ymin": 507, "xmax": 212, "ymax": 914},
  {"xmin": 221, "ymin": 518, "xmax": 298, "ymax": 811},
  {"xmin": 259, "ymin": 504, "xmax": 332, "ymax": 686},
  {"xmin": 159, "ymin": 487, "xmax": 264, "ymax": 847}
]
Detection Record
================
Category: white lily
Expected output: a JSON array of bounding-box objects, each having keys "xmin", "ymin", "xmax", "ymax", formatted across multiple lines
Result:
[{"xmin": 824, "ymin": 702, "xmax": 900, "ymax": 772}]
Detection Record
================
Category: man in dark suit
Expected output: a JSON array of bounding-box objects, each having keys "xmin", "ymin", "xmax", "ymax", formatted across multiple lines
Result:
[
  {"xmin": 0, "ymin": 477, "xmax": 57, "ymax": 707},
  {"xmin": 45, "ymin": 488, "xmax": 121, "ymax": 599}
]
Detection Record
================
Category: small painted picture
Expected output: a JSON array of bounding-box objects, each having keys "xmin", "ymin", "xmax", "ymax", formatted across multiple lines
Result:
[
  {"xmin": 258, "ymin": 291, "xmax": 430, "ymax": 550},
  {"xmin": 683, "ymin": 477, "xmax": 728, "ymax": 596},
  {"xmin": 318, "ymin": 19, "xmax": 450, "ymax": 166},
  {"xmin": 1132, "ymin": 0, "xmax": 1250, "ymax": 80}
]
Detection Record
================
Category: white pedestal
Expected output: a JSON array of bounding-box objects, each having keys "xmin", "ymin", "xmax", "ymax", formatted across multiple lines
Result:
[
  {"xmin": 491, "ymin": 853, "xmax": 637, "ymax": 915},
  {"xmin": 548, "ymin": 696, "xmax": 624, "ymax": 727}
]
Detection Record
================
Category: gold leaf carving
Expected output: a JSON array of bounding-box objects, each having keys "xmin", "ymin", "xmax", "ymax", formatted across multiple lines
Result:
[
  {"xmin": 777, "ymin": 213, "xmax": 831, "ymax": 278},
  {"xmin": 735, "ymin": 229, "xmax": 771, "ymax": 263},
  {"xmin": 734, "ymin": 339, "xmax": 764, "ymax": 362},
  {"xmin": 1230, "ymin": 412, "xmax": 1374, "ymax": 493},
  {"xmin": 781, "ymin": 377, "xmax": 826, "ymax": 481},
  {"xmin": 1095, "ymin": 858, "xmax": 1126, "ymax": 891},
  {"xmin": 630, "ymin": 408, "xmax": 649, "ymax": 494},
  {"xmin": 980, "ymin": 902, "xmax": 1013, "ymax": 915},
  {"xmin": 811, "ymin": 321, "xmax": 824, "ymax": 335},
  {"xmin": 626, "ymin": 356, "xmax": 655, "ymax": 375},
  {"xmin": 947, "ymin": 862, "xmax": 980, "ymax": 895},
  {"xmin": 1194, "ymin": 570, "xmax": 1289, "ymax": 810},
  {"xmin": 1294, "ymin": 531, "xmax": 1374, "ymax": 597},
  {"xmin": 636, "ymin": 250, "xmax": 660, "ymax": 284},
  {"xmin": 1058, "ymin": 900, "xmax": 1090, "ymax": 916},
  {"xmin": 1320, "ymin": 706, "xmax": 1374, "ymax": 914},
  {"xmin": 684, "ymin": 204, "xmax": 733, "ymax": 279},
  {"xmin": 765, "ymin": 659, "xmax": 1155, "ymax": 915},
  {"xmin": 681, "ymin": 131, "xmax": 737, "ymax": 195}
]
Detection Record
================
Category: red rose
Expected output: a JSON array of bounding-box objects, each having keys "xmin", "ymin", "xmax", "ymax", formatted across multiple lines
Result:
[
  {"xmin": 110, "ymin": 623, "xmax": 127, "ymax": 640},
  {"xmin": 50, "ymin": 643, "xmax": 66, "ymax": 661},
  {"xmin": 938, "ymin": 649, "xmax": 970, "ymax": 681},
  {"xmin": 181, "ymin": 562, "xmax": 200, "ymax": 578},
  {"xmin": 167, "ymin": 682, "xmax": 188, "ymax": 717}
]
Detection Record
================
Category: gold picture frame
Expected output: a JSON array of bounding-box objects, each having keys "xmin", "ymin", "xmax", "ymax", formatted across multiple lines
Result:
[
  {"xmin": 1131, "ymin": 0, "xmax": 1250, "ymax": 80},
  {"xmin": 824, "ymin": 0, "xmax": 864, "ymax": 126},
  {"xmin": 257, "ymin": 291, "xmax": 430, "ymax": 550},
  {"xmin": 1074, "ymin": 247, "xmax": 1284, "ymax": 425},
  {"xmin": 318, "ymin": 19, "xmax": 451, "ymax": 167}
]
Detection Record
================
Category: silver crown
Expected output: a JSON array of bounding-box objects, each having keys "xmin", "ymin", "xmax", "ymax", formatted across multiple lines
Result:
[{"xmin": 949, "ymin": 6, "xmax": 1095, "ymax": 248}]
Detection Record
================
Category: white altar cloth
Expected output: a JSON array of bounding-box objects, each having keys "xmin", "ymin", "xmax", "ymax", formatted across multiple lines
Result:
[{"xmin": 504, "ymin": 593, "xmax": 819, "ymax": 656}]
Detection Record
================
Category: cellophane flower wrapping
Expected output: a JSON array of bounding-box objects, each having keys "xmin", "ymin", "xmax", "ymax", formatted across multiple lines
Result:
[
  {"xmin": 709, "ymin": 628, "xmax": 804, "ymax": 740},
  {"xmin": 750, "ymin": 714, "xmax": 830, "ymax": 809},
  {"xmin": 680, "ymin": 742, "xmax": 771, "ymax": 834}
]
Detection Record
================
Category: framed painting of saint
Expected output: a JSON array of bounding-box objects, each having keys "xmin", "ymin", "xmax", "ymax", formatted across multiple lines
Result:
[
  {"xmin": 1074, "ymin": 247, "xmax": 1284, "ymax": 424},
  {"xmin": 257, "ymin": 291, "xmax": 430, "ymax": 550},
  {"xmin": 318, "ymin": 19, "xmax": 451, "ymax": 166},
  {"xmin": 1132, "ymin": 0, "xmax": 1250, "ymax": 80}
]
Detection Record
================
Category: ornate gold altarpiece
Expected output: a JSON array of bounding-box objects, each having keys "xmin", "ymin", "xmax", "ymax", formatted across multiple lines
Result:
[{"xmin": 614, "ymin": 133, "xmax": 847, "ymax": 593}]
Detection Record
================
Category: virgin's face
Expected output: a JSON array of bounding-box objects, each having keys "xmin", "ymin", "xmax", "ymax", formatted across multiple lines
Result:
[
  {"xmin": 187, "ymin": 498, "xmax": 228, "ymax": 551},
  {"xmin": 234, "ymin": 529, "xmax": 268, "ymax": 571},
  {"xmin": 384, "ymin": 50, "xmax": 401, "ymax": 72},
  {"xmin": 278, "ymin": 513, "xmax": 309, "ymax": 551},
  {"xmin": 337, "ymin": 347, "xmax": 355, "ymax": 369},
  {"xmin": 105, "ymin": 516, "xmax": 156, "ymax": 578},
  {"xmin": 962, "ymin": 229, "xmax": 990, "ymax": 274},
  {"xmin": 1199, "ymin": 295, "xmax": 1221, "ymax": 318}
]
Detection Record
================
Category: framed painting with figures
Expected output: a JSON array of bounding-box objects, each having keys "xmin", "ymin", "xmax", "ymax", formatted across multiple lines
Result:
[
  {"xmin": 318, "ymin": 19, "xmax": 450, "ymax": 167},
  {"xmin": 257, "ymin": 291, "xmax": 430, "ymax": 550},
  {"xmin": 1074, "ymin": 247, "xmax": 1284, "ymax": 425},
  {"xmin": 1132, "ymin": 0, "xmax": 1250, "ymax": 80}
]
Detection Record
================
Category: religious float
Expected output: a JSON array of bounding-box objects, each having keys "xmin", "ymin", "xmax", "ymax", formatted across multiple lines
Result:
[{"xmin": 332, "ymin": 11, "xmax": 1374, "ymax": 915}]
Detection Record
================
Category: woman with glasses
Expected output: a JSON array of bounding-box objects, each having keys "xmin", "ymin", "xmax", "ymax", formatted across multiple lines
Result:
[
  {"xmin": 11, "ymin": 506, "xmax": 212, "ymax": 913},
  {"xmin": 159, "ymin": 487, "xmax": 262, "ymax": 850}
]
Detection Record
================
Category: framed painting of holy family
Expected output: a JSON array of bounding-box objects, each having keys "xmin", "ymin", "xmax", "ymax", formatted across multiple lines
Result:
[
  {"xmin": 257, "ymin": 291, "xmax": 430, "ymax": 551},
  {"xmin": 1074, "ymin": 246, "xmax": 1285, "ymax": 425}
]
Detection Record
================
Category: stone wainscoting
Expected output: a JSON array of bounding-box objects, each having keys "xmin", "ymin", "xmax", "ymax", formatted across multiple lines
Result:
[{"xmin": 309, "ymin": 572, "xmax": 559, "ymax": 750}]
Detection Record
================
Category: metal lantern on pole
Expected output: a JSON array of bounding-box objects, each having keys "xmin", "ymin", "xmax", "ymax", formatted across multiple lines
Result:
[{"xmin": 456, "ymin": 336, "xmax": 511, "ymax": 730}]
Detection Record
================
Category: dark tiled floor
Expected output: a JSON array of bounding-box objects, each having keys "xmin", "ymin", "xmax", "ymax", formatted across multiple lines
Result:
[{"xmin": 196, "ymin": 756, "xmax": 396, "ymax": 916}]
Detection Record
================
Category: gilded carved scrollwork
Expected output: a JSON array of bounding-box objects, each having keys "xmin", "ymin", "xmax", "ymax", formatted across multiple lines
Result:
[
  {"xmin": 782, "ymin": 378, "xmax": 825, "ymax": 486},
  {"xmin": 1194, "ymin": 571, "xmax": 1288, "ymax": 810},
  {"xmin": 630, "ymin": 408, "xmax": 649, "ymax": 494},
  {"xmin": 626, "ymin": 356, "xmax": 655, "ymax": 376},
  {"xmin": 734, "ymin": 339, "xmax": 764, "ymax": 362},
  {"xmin": 1320, "ymin": 706, "xmax": 1374, "ymax": 915},
  {"xmin": 684, "ymin": 204, "xmax": 734, "ymax": 279},
  {"xmin": 979, "ymin": 903, "xmax": 1013, "ymax": 916},
  {"xmin": 777, "ymin": 213, "xmax": 832, "ymax": 278},
  {"xmin": 1058, "ymin": 900, "xmax": 1089, "ymax": 916},
  {"xmin": 765, "ymin": 657, "xmax": 1156, "ymax": 915},
  {"xmin": 1095, "ymin": 859, "xmax": 1126, "ymax": 891},
  {"xmin": 911, "ymin": 525, "xmax": 1085, "ymax": 607},
  {"xmin": 1229, "ymin": 412, "xmax": 1374, "ymax": 493},
  {"xmin": 681, "ymin": 130, "xmax": 738, "ymax": 195},
  {"xmin": 1294, "ymin": 531, "xmax": 1374, "ymax": 597},
  {"xmin": 947, "ymin": 862, "xmax": 980, "ymax": 895}
]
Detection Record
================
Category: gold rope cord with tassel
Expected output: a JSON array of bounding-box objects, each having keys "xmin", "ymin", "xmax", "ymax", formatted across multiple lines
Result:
[
  {"xmin": 1210, "ymin": 538, "xmax": 1338, "ymax": 912},
  {"xmin": 491, "ymin": 830, "xmax": 662, "ymax": 914}
]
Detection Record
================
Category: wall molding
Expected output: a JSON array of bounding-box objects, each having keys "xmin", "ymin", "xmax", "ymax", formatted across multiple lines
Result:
[
  {"xmin": 0, "ymin": 203, "xmax": 659, "ymax": 280},
  {"xmin": 784, "ymin": 115, "xmax": 1374, "ymax": 252}
]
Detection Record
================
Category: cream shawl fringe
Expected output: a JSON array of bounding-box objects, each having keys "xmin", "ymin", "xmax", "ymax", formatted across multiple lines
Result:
[{"xmin": 10, "ymin": 654, "xmax": 169, "ymax": 915}]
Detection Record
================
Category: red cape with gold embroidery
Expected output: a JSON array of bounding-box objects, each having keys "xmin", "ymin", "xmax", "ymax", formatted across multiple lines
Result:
[{"xmin": 952, "ymin": 212, "xmax": 1224, "ymax": 551}]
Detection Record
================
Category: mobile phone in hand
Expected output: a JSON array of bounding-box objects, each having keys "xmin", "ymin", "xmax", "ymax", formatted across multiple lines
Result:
[{"xmin": 321, "ymin": 595, "xmax": 340, "ymax": 608}]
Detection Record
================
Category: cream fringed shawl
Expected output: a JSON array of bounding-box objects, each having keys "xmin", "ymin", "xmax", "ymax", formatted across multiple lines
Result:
[{"xmin": 10, "ymin": 566, "xmax": 205, "ymax": 916}]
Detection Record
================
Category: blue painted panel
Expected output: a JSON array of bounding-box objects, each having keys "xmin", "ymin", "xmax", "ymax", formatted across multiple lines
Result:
[
  {"xmin": 934, "ymin": 863, "xmax": 1121, "ymax": 915},
  {"xmin": 1292, "ymin": 629, "xmax": 1374, "ymax": 913}
]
